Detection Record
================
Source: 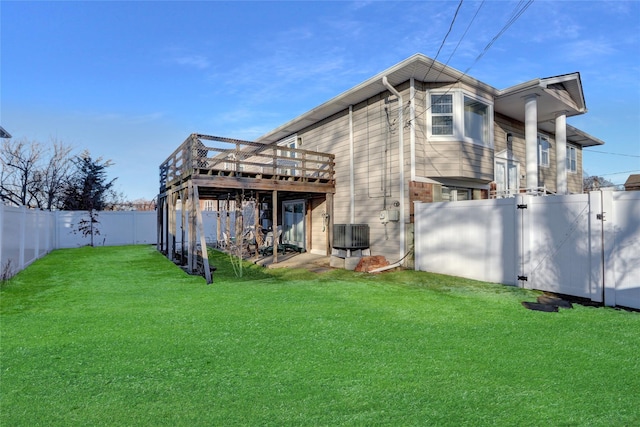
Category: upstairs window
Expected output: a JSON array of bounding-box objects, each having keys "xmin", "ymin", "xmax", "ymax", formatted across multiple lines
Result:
[
  {"xmin": 464, "ymin": 97, "xmax": 489, "ymax": 142},
  {"xmin": 428, "ymin": 91, "xmax": 493, "ymax": 147},
  {"xmin": 431, "ymin": 94, "xmax": 453, "ymax": 136},
  {"xmin": 566, "ymin": 145, "xmax": 577, "ymax": 173},
  {"xmin": 538, "ymin": 135, "xmax": 550, "ymax": 167}
]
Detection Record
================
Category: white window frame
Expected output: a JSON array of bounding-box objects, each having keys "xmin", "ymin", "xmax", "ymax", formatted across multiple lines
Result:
[
  {"xmin": 538, "ymin": 135, "xmax": 550, "ymax": 167},
  {"xmin": 427, "ymin": 90, "xmax": 493, "ymax": 148},
  {"xmin": 463, "ymin": 95, "xmax": 490, "ymax": 144},
  {"xmin": 276, "ymin": 134, "xmax": 300, "ymax": 176},
  {"xmin": 441, "ymin": 186, "xmax": 471, "ymax": 202},
  {"xmin": 566, "ymin": 144, "xmax": 577, "ymax": 173},
  {"xmin": 430, "ymin": 93, "xmax": 454, "ymax": 136}
]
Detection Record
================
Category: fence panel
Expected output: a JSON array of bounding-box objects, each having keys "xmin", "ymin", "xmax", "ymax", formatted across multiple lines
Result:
[
  {"xmin": 415, "ymin": 191, "xmax": 640, "ymax": 309},
  {"xmin": 0, "ymin": 205, "xmax": 56, "ymax": 278},
  {"xmin": 414, "ymin": 198, "xmax": 518, "ymax": 285},
  {"xmin": 608, "ymin": 192, "xmax": 640, "ymax": 309},
  {"xmin": 1, "ymin": 207, "xmax": 157, "ymax": 279},
  {"xmin": 56, "ymin": 211, "xmax": 157, "ymax": 248}
]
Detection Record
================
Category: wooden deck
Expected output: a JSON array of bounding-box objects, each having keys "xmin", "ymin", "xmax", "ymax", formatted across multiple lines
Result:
[
  {"xmin": 157, "ymin": 133, "xmax": 336, "ymax": 283},
  {"xmin": 159, "ymin": 133, "xmax": 335, "ymax": 197}
]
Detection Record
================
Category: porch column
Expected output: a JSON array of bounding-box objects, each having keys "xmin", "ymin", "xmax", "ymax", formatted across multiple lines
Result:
[
  {"xmin": 524, "ymin": 94, "xmax": 539, "ymax": 191},
  {"xmin": 555, "ymin": 112, "xmax": 568, "ymax": 194}
]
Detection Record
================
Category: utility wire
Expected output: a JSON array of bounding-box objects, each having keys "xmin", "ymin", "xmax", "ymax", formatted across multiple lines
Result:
[
  {"xmin": 462, "ymin": 0, "xmax": 534, "ymax": 75},
  {"xmin": 594, "ymin": 169, "xmax": 640, "ymax": 177},
  {"xmin": 442, "ymin": 0, "xmax": 485, "ymax": 69},
  {"xmin": 408, "ymin": 0, "xmax": 533, "ymax": 126},
  {"xmin": 420, "ymin": 0, "xmax": 465, "ymax": 84},
  {"xmin": 584, "ymin": 149, "xmax": 640, "ymax": 158}
]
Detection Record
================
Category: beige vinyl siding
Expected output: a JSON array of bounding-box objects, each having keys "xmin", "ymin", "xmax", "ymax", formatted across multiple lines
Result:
[
  {"xmin": 298, "ymin": 88, "xmax": 408, "ymax": 260},
  {"xmin": 419, "ymin": 141, "xmax": 493, "ymax": 181}
]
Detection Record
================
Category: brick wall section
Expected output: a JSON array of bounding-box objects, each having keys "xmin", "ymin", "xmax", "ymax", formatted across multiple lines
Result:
[{"xmin": 409, "ymin": 181, "xmax": 434, "ymax": 223}]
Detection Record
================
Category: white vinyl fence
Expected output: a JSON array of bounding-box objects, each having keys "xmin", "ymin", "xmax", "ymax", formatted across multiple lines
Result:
[
  {"xmin": 0, "ymin": 205, "xmax": 157, "ymax": 279},
  {"xmin": 414, "ymin": 190, "xmax": 640, "ymax": 310}
]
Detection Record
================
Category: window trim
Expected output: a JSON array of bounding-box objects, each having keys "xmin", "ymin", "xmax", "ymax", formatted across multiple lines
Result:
[
  {"xmin": 426, "ymin": 89, "xmax": 494, "ymax": 148},
  {"xmin": 566, "ymin": 144, "xmax": 578, "ymax": 173},
  {"xmin": 538, "ymin": 134, "xmax": 550, "ymax": 168},
  {"xmin": 430, "ymin": 93, "xmax": 454, "ymax": 136}
]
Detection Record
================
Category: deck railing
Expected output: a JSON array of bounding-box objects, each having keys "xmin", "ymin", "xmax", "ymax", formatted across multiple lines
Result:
[{"xmin": 159, "ymin": 134, "xmax": 335, "ymax": 193}]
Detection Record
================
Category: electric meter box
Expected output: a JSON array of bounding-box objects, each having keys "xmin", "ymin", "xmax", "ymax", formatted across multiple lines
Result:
[{"xmin": 379, "ymin": 210, "xmax": 400, "ymax": 223}]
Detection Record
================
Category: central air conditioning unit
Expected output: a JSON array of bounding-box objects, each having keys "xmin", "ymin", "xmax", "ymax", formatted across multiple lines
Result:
[{"xmin": 333, "ymin": 224, "xmax": 370, "ymax": 249}]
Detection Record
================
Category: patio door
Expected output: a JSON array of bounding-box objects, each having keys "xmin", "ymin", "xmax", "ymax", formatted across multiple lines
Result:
[
  {"xmin": 283, "ymin": 200, "xmax": 305, "ymax": 250},
  {"xmin": 495, "ymin": 159, "xmax": 519, "ymax": 197}
]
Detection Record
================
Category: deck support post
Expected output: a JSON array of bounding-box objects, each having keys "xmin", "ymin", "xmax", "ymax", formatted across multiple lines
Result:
[
  {"xmin": 273, "ymin": 190, "xmax": 278, "ymax": 264},
  {"xmin": 168, "ymin": 192, "xmax": 177, "ymax": 263},
  {"xmin": 193, "ymin": 185, "xmax": 212, "ymax": 283},
  {"xmin": 326, "ymin": 192, "xmax": 333, "ymax": 256},
  {"xmin": 180, "ymin": 189, "xmax": 186, "ymax": 265},
  {"xmin": 188, "ymin": 182, "xmax": 197, "ymax": 273}
]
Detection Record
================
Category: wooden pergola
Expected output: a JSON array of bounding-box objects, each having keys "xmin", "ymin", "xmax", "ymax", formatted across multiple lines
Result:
[{"xmin": 157, "ymin": 133, "xmax": 335, "ymax": 283}]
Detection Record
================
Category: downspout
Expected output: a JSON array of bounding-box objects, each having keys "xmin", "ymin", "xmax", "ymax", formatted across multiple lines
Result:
[
  {"xmin": 349, "ymin": 105, "xmax": 355, "ymax": 224},
  {"xmin": 382, "ymin": 76, "xmax": 406, "ymax": 262},
  {"xmin": 410, "ymin": 77, "xmax": 416, "ymax": 181}
]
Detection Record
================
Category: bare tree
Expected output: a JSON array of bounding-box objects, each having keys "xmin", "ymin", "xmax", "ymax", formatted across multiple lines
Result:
[
  {"xmin": 583, "ymin": 174, "xmax": 622, "ymax": 192},
  {"xmin": 0, "ymin": 138, "xmax": 43, "ymax": 207},
  {"xmin": 36, "ymin": 140, "xmax": 74, "ymax": 210},
  {"xmin": 0, "ymin": 138, "xmax": 76, "ymax": 209}
]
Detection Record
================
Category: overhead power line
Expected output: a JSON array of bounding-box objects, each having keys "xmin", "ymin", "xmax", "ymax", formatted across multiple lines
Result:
[
  {"xmin": 462, "ymin": 0, "xmax": 534, "ymax": 75},
  {"xmin": 584, "ymin": 149, "xmax": 640, "ymax": 158},
  {"xmin": 409, "ymin": 0, "xmax": 534, "ymax": 123},
  {"xmin": 593, "ymin": 169, "xmax": 640, "ymax": 177},
  {"xmin": 421, "ymin": 0, "xmax": 465, "ymax": 82}
]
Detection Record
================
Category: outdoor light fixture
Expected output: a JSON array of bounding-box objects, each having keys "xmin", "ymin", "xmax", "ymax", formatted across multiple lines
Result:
[{"xmin": 506, "ymin": 132, "xmax": 513, "ymax": 143}]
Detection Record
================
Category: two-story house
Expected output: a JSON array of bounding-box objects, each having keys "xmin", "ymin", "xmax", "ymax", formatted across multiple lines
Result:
[{"xmin": 158, "ymin": 53, "xmax": 605, "ymax": 269}]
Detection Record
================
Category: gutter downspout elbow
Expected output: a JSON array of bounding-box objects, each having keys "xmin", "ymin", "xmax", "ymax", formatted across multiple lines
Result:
[{"xmin": 381, "ymin": 76, "xmax": 406, "ymax": 264}]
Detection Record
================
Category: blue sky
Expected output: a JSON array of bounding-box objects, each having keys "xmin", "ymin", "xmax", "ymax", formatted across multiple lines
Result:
[{"xmin": 2, "ymin": 1, "xmax": 639, "ymax": 200}]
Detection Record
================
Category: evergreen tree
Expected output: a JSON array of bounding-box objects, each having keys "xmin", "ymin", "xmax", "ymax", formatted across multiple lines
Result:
[{"xmin": 62, "ymin": 151, "xmax": 117, "ymax": 210}]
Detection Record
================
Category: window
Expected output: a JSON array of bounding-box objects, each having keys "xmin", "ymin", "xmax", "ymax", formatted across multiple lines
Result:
[
  {"xmin": 428, "ymin": 91, "xmax": 492, "ymax": 147},
  {"xmin": 431, "ymin": 94, "xmax": 453, "ymax": 135},
  {"xmin": 538, "ymin": 135, "xmax": 550, "ymax": 167},
  {"xmin": 441, "ymin": 186, "xmax": 471, "ymax": 202},
  {"xmin": 464, "ymin": 96, "xmax": 489, "ymax": 142},
  {"xmin": 566, "ymin": 145, "xmax": 577, "ymax": 173},
  {"xmin": 276, "ymin": 135, "xmax": 300, "ymax": 176}
]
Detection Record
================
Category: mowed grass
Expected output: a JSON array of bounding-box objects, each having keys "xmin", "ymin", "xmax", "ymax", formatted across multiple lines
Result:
[{"xmin": 1, "ymin": 246, "xmax": 638, "ymax": 426}]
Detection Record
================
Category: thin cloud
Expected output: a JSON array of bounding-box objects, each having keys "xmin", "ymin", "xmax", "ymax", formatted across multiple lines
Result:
[
  {"xmin": 562, "ymin": 38, "xmax": 617, "ymax": 61},
  {"xmin": 172, "ymin": 54, "xmax": 211, "ymax": 69}
]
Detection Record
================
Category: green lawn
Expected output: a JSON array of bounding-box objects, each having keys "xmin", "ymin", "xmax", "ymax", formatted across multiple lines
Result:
[{"xmin": 1, "ymin": 245, "xmax": 638, "ymax": 426}]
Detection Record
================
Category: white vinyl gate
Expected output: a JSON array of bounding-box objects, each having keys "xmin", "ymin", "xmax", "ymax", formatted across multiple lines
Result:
[
  {"xmin": 414, "ymin": 190, "xmax": 640, "ymax": 309},
  {"xmin": 522, "ymin": 194, "xmax": 595, "ymax": 300}
]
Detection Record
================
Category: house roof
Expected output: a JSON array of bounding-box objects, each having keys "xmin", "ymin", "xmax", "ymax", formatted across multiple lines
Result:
[
  {"xmin": 257, "ymin": 53, "xmax": 604, "ymax": 148},
  {"xmin": 625, "ymin": 174, "xmax": 640, "ymax": 189},
  {"xmin": 0, "ymin": 126, "xmax": 11, "ymax": 139}
]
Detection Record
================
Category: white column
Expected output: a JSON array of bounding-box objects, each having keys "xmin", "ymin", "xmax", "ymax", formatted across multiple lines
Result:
[
  {"xmin": 524, "ymin": 95, "xmax": 539, "ymax": 190},
  {"xmin": 555, "ymin": 112, "xmax": 568, "ymax": 194}
]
